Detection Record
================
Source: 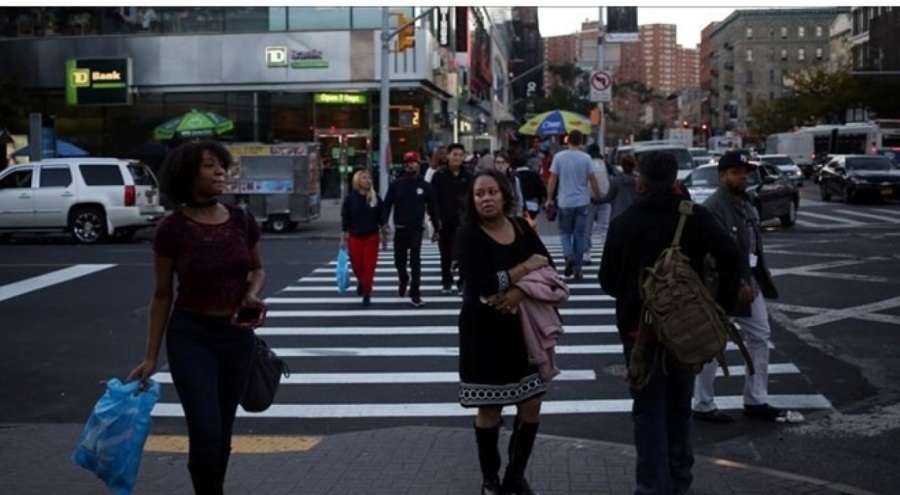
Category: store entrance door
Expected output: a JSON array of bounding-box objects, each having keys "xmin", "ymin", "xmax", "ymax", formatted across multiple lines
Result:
[{"xmin": 316, "ymin": 129, "xmax": 372, "ymax": 199}]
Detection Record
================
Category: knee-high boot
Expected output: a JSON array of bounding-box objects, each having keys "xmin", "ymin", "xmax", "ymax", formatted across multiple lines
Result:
[
  {"xmin": 501, "ymin": 418, "xmax": 541, "ymax": 495},
  {"xmin": 188, "ymin": 463, "xmax": 224, "ymax": 495},
  {"xmin": 474, "ymin": 423, "xmax": 502, "ymax": 495}
]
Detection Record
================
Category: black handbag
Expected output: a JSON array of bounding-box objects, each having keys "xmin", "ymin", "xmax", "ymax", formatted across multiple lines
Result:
[{"xmin": 240, "ymin": 337, "xmax": 290, "ymax": 413}]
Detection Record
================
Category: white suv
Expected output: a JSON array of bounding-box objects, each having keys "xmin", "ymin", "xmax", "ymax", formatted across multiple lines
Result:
[{"xmin": 0, "ymin": 158, "xmax": 164, "ymax": 244}]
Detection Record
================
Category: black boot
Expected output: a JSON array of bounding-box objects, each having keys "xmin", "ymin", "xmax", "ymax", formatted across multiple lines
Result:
[
  {"xmin": 501, "ymin": 418, "xmax": 540, "ymax": 495},
  {"xmin": 188, "ymin": 463, "xmax": 224, "ymax": 495},
  {"xmin": 474, "ymin": 423, "xmax": 502, "ymax": 495}
]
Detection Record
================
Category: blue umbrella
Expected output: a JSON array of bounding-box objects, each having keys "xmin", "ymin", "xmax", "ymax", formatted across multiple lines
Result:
[{"xmin": 14, "ymin": 139, "xmax": 90, "ymax": 158}]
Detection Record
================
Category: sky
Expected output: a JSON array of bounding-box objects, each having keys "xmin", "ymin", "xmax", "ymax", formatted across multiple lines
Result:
[{"xmin": 538, "ymin": 7, "xmax": 738, "ymax": 48}]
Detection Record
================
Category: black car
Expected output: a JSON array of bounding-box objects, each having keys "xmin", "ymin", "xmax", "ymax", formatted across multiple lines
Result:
[
  {"xmin": 683, "ymin": 161, "xmax": 799, "ymax": 227},
  {"xmin": 818, "ymin": 154, "xmax": 900, "ymax": 203}
]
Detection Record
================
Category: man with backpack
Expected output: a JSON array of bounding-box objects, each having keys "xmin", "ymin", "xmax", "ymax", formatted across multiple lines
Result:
[
  {"xmin": 692, "ymin": 151, "xmax": 800, "ymax": 424},
  {"xmin": 599, "ymin": 151, "xmax": 741, "ymax": 495}
]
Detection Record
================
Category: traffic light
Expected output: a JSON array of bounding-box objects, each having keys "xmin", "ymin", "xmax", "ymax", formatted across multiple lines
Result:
[{"xmin": 396, "ymin": 14, "xmax": 415, "ymax": 52}]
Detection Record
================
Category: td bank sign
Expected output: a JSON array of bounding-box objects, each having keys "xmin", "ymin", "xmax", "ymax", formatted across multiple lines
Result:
[
  {"xmin": 265, "ymin": 46, "xmax": 329, "ymax": 69},
  {"xmin": 65, "ymin": 58, "xmax": 132, "ymax": 106}
]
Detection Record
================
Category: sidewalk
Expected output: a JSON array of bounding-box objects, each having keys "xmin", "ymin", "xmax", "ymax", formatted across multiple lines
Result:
[{"xmin": 0, "ymin": 423, "xmax": 879, "ymax": 495}]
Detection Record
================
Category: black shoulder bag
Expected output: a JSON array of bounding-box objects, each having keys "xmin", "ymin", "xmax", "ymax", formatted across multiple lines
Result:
[{"xmin": 235, "ymin": 206, "xmax": 291, "ymax": 413}]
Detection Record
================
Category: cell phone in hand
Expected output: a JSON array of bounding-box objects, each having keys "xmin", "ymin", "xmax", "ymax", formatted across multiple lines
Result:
[{"xmin": 231, "ymin": 305, "xmax": 267, "ymax": 327}]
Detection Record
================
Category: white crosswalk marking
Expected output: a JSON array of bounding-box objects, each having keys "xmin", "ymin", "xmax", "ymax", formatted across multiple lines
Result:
[
  {"xmin": 151, "ymin": 238, "xmax": 832, "ymax": 420},
  {"xmin": 794, "ymin": 204, "xmax": 900, "ymax": 228}
]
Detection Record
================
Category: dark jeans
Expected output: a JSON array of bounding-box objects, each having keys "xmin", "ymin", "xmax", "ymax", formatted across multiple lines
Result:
[
  {"xmin": 623, "ymin": 341, "xmax": 695, "ymax": 495},
  {"xmin": 166, "ymin": 308, "xmax": 255, "ymax": 470},
  {"xmin": 394, "ymin": 227, "xmax": 424, "ymax": 296},
  {"xmin": 437, "ymin": 223, "xmax": 459, "ymax": 288}
]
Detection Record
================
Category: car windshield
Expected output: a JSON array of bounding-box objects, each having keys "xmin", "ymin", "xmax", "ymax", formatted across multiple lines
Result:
[
  {"xmin": 689, "ymin": 149, "xmax": 710, "ymax": 158},
  {"xmin": 846, "ymin": 156, "xmax": 894, "ymax": 171},
  {"xmin": 636, "ymin": 147, "xmax": 696, "ymax": 170},
  {"xmin": 685, "ymin": 166, "xmax": 759, "ymax": 187}
]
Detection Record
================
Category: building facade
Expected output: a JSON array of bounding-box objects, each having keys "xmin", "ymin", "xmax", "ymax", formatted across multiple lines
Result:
[
  {"xmin": 542, "ymin": 33, "xmax": 577, "ymax": 94},
  {"xmin": 849, "ymin": 6, "xmax": 900, "ymax": 71},
  {"xmin": 1, "ymin": 7, "xmax": 476, "ymax": 197},
  {"xmin": 705, "ymin": 8, "xmax": 848, "ymax": 136},
  {"xmin": 510, "ymin": 7, "xmax": 544, "ymax": 123}
]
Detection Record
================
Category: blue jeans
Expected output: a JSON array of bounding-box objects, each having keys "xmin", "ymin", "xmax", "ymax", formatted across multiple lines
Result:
[
  {"xmin": 166, "ymin": 308, "xmax": 255, "ymax": 470},
  {"xmin": 557, "ymin": 204, "xmax": 590, "ymax": 273},
  {"xmin": 623, "ymin": 341, "xmax": 695, "ymax": 495}
]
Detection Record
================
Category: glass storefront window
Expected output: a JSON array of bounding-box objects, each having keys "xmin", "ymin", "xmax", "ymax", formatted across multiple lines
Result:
[
  {"xmin": 268, "ymin": 7, "xmax": 287, "ymax": 31},
  {"xmin": 160, "ymin": 7, "xmax": 224, "ymax": 34},
  {"xmin": 288, "ymin": 7, "xmax": 350, "ymax": 31},
  {"xmin": 224, "ymin": 7, "xmax": 268, "ymax": 33},
  {"xmin": 351, "ymin": 8, "xmax": 382, "ymax": 29}
]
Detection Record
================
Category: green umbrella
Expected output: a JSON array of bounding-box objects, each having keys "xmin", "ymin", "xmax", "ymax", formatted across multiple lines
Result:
[{"xmin": 154, "ymin": 109, "xmax": 234, "ymax": 140}]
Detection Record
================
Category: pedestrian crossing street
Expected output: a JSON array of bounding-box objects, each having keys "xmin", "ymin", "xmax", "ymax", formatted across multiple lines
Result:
[{"xmin": 150, "ymin": 238, "xmax": 832, "ymax": 421}]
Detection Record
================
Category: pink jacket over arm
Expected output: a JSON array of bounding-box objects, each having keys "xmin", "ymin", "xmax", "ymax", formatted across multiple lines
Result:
[{"xmin": 515, "ymin": 266, "xmax": 570, "ymax": 382}]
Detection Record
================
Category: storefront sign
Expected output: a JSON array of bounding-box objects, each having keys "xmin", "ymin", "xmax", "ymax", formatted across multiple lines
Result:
[
  {"xmin": 265, "ymin": 46, "xmax": 329, "ymax": 69},
  {"xmin": 65, "ymin": 58, "xmax": 132, "ymax": 106},
  {"xmin": 314, "ymin": 93, "xmax": 369, "ymax": 105},
  {"xmin": 436, "ymin": 7, "xmax": 453, "ymax": 47}
]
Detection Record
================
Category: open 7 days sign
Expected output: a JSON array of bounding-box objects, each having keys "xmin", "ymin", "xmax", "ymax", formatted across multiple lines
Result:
[{"xmin": 65, "ymin": 58, "xmax": 132, "ymax": 106}]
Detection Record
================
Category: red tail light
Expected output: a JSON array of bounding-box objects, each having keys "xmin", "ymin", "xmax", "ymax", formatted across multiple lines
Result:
[{"xmin": 124, "ymin": 185, "xmax": 136, "ymax": 206}]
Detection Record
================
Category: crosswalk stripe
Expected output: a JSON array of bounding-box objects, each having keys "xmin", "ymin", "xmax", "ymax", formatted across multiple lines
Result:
[
  {"xmin": 264, "ymin": 295, "xmax": 613, "ymax": 304},
  {"xmin": 266, "ymin": 342, "xmax": 769, "ymax": 357},
  {"xmin": 153, "ymin": 364, "xmax": 798, "ymax": 385},
  {"xmin": 254, "ymin": 325, "xmax": 619, "ymax": 336},
  {"xmin": 153, "ymin": 369, "xmax": 599, "ymax": 385},
  {"xmin": 797, "ymin": 210, "xmax": 865, "ymax": 225},
  {"xmin": 282, "ymin": 283, "xmax": 603, "ymax": 291},
  {"xmin": 833, "ymin": 209, "xmax": 900, "ymax": 224},
  {"xmin": 267, "ymin": 308, "xmax": 616, "ymax": 317},
  {"xmin": 151, "ymin": 394, "xmax": 832, "ymax": 418},
  {"xmin": 296, "ymin": 276, "xmax": 599, "ymax": 284}
]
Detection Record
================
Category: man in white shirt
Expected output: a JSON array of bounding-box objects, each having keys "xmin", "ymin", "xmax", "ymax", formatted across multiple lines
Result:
[{"xmin": 544, "ymin": 131, "xmax": 601, "ymax": 280}]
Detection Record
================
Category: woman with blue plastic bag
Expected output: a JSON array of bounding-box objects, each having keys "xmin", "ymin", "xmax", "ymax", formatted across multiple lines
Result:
[
  {"xmin": 127, "ymin": 141, "xmax": 267, "ymax": 494},
  {"xmin": 340, "ymin": 169, "xmax": 386, "ymax": 307}
]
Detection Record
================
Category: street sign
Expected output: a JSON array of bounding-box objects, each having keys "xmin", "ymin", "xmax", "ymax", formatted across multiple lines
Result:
[{"xmin": 589, "ymin": 70, "xmax": 612, "ymax": 103}]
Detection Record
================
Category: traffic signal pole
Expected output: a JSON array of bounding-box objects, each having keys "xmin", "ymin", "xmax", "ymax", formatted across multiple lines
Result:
[
  {"xmin": 378, "ymin": 7, "xmax": 435, "ymax": 197},
  {"xmin": 596, "ymin": 7, "xmax": 606, "ymax": 154}
]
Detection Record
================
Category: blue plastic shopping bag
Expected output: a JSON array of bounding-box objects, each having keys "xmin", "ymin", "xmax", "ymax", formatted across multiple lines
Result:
[
  {"xmin": 72, "ymin": 378, "xmax": 161, "ymax": 495},
  {"xmin": 336, "ymin": 247, "xmax": 350, "ymax": 293}
]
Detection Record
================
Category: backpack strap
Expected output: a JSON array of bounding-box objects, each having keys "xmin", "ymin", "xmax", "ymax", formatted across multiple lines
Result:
[{"xmin": 670, "ymin": 200, "xmax": 694, "ymax": 248}]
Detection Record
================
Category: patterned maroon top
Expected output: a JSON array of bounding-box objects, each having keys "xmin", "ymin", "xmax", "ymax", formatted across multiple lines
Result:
[{"xmin": 153, "ymin": 205, "xmax": 261, "ymax": 313}]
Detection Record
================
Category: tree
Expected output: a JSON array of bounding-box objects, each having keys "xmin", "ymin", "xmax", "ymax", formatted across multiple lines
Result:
[
  {"xmin": 530, "ymin": 63, "xmax": 594, "ymax": 116},
  {"xmin": 782, "ymin": 61, "xmax": 860, "ymax": 125}
]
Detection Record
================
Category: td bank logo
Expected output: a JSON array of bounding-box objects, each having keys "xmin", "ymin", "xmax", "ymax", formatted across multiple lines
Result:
[
  {"xmin": 265, "ymin": 46, "xmax": 288, "ymax": 67},
  {"xmin": 71, "ymin": 68, "xmax": 90, "ymax": 88}
]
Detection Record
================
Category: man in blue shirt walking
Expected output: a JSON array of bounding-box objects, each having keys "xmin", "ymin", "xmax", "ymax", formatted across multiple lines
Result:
[{"xmin": 383, "ymin": 151, "xmax": 441, "ymax": 306}]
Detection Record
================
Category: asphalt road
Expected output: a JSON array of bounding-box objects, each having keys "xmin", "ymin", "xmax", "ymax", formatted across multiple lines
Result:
[{"xmin": 1, "ymin": 187, "xmax": 899, "ymax": 493}]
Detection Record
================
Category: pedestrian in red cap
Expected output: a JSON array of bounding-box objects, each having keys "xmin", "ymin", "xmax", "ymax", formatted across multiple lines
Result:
[{"xmin": 382, "ymin": 151, "xmax": 440, "ymax": 306}]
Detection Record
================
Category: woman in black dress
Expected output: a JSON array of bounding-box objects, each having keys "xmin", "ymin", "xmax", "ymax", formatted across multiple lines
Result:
[{"xmin": 457, "ymin": 168, "xmax": 554, "ymax": 495}]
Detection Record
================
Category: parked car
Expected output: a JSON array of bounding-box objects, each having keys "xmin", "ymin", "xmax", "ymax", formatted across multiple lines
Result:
[
  {"xmin": 0, "ymin": 158, "xmax": 164, "ymax": 244},
  {"xmin": 818, "ymin": 154, "xmax": 900, "ymax": 203},
  {"xmin": 682, "ymin": 161, "xmax": 799, "ymax": 227},
  {"xmin": 689, "ymin": 147, "xmax": 713, "ymax": 167},
  {"xmin": 758, "ymin": 154, "xmax": 804, "ymax": 187},
  {"xmin": 612, "ymin": 142, "xmax": 697, "ymax": 180}
]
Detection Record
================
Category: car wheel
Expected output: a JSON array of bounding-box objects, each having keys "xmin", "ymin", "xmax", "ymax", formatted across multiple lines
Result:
[
  {"xmin": 70, "ymin": 207, "xmax": 108, "ymax": 244},
  {"xmin": 110, "ymin": 227, "xmax": 138, "ymax": 241},
  {"xmin": 266, "ymin": 214, "xmax": 290, "ymax": 233},
  {"xmin": 0, "ymin": 233, "xmax": 10, "ymax": 244},
  {"xmin": 780, "ymin": 200, "xmax": 797, "ymax": 227},
  {"xmin": 820, "ymin": 183, "xmax": 831, "ymax": 201}
]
